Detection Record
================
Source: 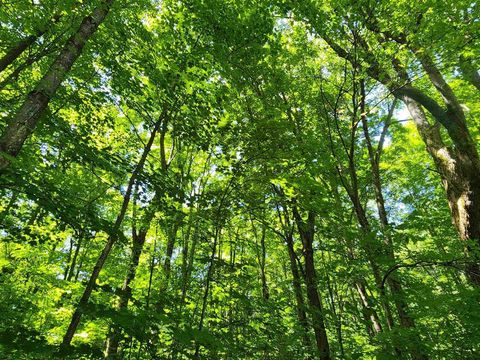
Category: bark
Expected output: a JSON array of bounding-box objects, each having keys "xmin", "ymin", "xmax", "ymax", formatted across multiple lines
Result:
[
  {"xmin": 385, "ymin": 33, "xmax": 480, "ymax": 288},
  {"xmin": 180, "ymin": 214, "xmax": 199, "ymax": 306},
  {"xmin": 259, "ymin": 226, "xmax": 269, "ymax": 300},
  {"xmin": 180, "ymin": 207, "xmax": 194, "ymax": 307},
  {"xmin": 459, "ymin": 56, "xmax": 480, "ymax": 91},
  {"xmin": 0, "ymin": 9, "xmax": 66, "ymax": 74},
  {"xmin": 163, "ymin": 219, "xmax": 180, "ymax": 284},
  {"xmin": 292, "ymin": 207, "xmax": 330, "ymax": 360},
  {"xmin": 323, "ymin": 255, "xmax": 344, "ymax": 358},
  {"xmin": 194, "ymin": 226, "xmax": 220, "ymax": 359},
  {"xmin": 331, "ymin": 183, "xmax": 386, "ymax": 339},
  {"xmin": 61, "ymin": 115, "xmax": 162, "ymax": 348},
  {"xmin": 396, "ymin": 78, "xmax": 480, "ymax": 287},
  {"xmin": 67, "ymin": 235, "xmax": 85, "ymax": 281},
  {"xmin": 0, "ymin": 36, "xmax": 38, "ymax": 74},
  {"xmin": 360, "ymin": 82, "xmax": 420, "ymax": 331},
  {"xmin": 0, "ymin": 40, "xmax": 59, "ymax": 90},
  {"xmin": 320, "ymin": 25, "xmax": 480, "ymax": 287},
  {"xmin": 251, "ymin": 220, "xmax": 269, "ymax": 301},
  {"xmin": 285, "ymin": 231, "xmax": 312, "ymax": 353},
  {"xmin": 105, "ymin": 227, "xmax": 148, "ymax": 358},
  {"xmin": 0, "ymin": 0, "xmax": 114, "ymax": 171},
  {"xmin": 273, "ymin": 191, "xmax": 312, "ymax": 356},
  {"xmin": 154, "ymin": 214, "xmax": 182, "ymax": 313},
  {"xmin": 355, "ymin": 279, "xmax": 382, "ymax": 335},
  {"xmin": 341, "ymin": 112, "xmax": 396, "ymax": 331}
]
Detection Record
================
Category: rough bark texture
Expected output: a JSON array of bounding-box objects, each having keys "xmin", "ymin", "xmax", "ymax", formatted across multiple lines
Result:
[
  {"xmin": 395, "ymin": 76, "xmax": 480, "ymax": 287},
  {"xmin": 320, "ymin": 24, "xmax": 480, "ymax": 287},
  {"xmin": 0, "ymin": 0, "xmax": 114, "ymax": 171}
]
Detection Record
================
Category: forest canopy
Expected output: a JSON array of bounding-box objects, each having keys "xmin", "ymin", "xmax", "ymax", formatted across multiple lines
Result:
[{"xmin": 0, "ymin": 0, "xmax": 479, "ymax": 359}]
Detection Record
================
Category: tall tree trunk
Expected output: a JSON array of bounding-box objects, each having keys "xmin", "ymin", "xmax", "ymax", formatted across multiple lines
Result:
[
  {"xmin": 193, "ymin": 226, "xmax": 220, "ymax": 359},
  {"xmin": 292, "ymin": 207, "xmax": 330, "ymax": 360},
  {"xmin": 273, "ymin": 191, "xmax": 312, "ymax": 356},
  {"xmin": 395, "ymin": 78, "xmax": 480, "ymax": 287},
  {"xmin": 163, "ymin": 219, "xmax": 180, "ymax": 285},
  {"xmin": 181, "ymin": 216, "xmax": 199, "ymax": 306},
  {"xmin": 105, "ymin": 227, "xmax": 148, "ymax": 358},
  {"xmin": 251, "ymin": 220, "xmax": 269, "ymax": 301},
  {"xmin": 359, "ymin": 83, "xmax": 423, "ymax": 334},
  {"xmin": 67, "ymin": 235, "xmax": 84, "ymax": 281},
  {"xmin": 323, "ymin": 253, "xmax": 345, "ymax": 358},
  {"xmin": 61, "ymin": 115, "xmax": 162, "ymax": 348},
  {"xmin": 0, "ymin": 0, "xmax": 114, "ymax": 171},
  {"xmin": 285, "ymin": 231, "xmax": 312, "ymax": 354},
  {"xmin": 344, "ymin": 139, "xmax": 396, "ymax": 331},
  {"xmin": 355, "ymin": 279, "xmax": 382, "ymax": 336},
  {"xmin": 330, "ymin": 184, "xmax": 385, "ymax": 338},
  {"xmin": 319, "ymin": 26, "xmax": 480, "ymax": 287}
]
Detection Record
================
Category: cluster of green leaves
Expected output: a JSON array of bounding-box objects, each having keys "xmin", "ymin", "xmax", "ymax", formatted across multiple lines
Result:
[{"xmin": 0, "ymin": 0, "xmax": 479, "ymax": 359}]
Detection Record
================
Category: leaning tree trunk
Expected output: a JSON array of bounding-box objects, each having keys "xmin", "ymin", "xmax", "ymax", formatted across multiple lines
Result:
[
  {"xmin": 391, "ymin": 60, "xmax": 480, "ymax": 286},
  {"xmin": 0, "ymin": 0, "xmax": 114, "ymax": 171},
  {"xmin": 0, "ymin": 35, "xmax": 39, "ymax": 74},
  {"xmin": 318, "ymin": 26, "xmax": 480, "ymax": 287},
  {"xmin": 61, "ymin": 115, "xmax": 161, "ymax": 348},
  {"xmin": 105, "ymin": 226, "xmax": 149, "ymax": 358},
  {"xmin": 400, "ymin": 92, "xmax": 480, "ymax": 286},
  {"xmin": 0, "ymin": 7, "xmax": 68, "ymax": 74}
]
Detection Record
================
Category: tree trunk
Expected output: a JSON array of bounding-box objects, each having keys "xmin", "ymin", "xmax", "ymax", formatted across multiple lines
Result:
[
  {"xmin": 193, "ymin": 226, "xmax": 220, "ymax": 359},
  {"xmin": 274, "ymin": 194, "xmax": 312, "ymax": 356},
  {"xmin": 355, "ymin": 279, "xmax": 382, "ymax": 335},
  {"xmin": 67, "ymin": 235, "xmax": 84, "ymax": 281},
  {"xmin": 323, "ymin": 254, "xmax": 345, "ymax": 358},
  {"xmin": 0, "ymin": 8, "xmax": 67, "ymax": 75},
  {"xmin": 459, "ymin": 56, "xmax": 480, "ymax": 91},
  {"xmin": 252, "ymin": 221, "xmax": 269, "ymax": 301},
  {"xmin": 285, "ymin": 231, "xmax": 312, "ymax": 354},
  {"xmin": 360, "ymin": 82, "xmax": 421, "ymax": 331},
  {"xmin": 61, "ymin": 115, "xmax": 161, "ymax": 348},
  {"xmin": 0, "ymin": 36, "xmax": 38, "ymax": 74},
  {"xmin": 105, "ymin": 227, "xmax": 148, "ymax": 358},
  {"xmin": 396, "ymin": 80, "xmax": 480, "ymax": 287},
  {"xmin": 292, "ymin": 207, "xmax": 330, "ymax": 360},
  {"xmin": 0, "ymin": 0, "xmax": 114, "ymax": 171},
  {"xmin": 319, "ymin": 25, "xmax": 480, "ymax": 287},
  {"xmin": 163, "ymin": 219, "xmax": 180, "ymax": 285}
]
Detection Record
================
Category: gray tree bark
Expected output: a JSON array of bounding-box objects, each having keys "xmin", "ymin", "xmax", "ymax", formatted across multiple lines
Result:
[{"xmin": 0, "ymin": 0, "xmax": 114, "ymax": 171}]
